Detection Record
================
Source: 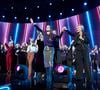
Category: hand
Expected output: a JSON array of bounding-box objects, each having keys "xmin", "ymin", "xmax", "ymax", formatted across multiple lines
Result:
[
  {"xmin": 30, "ymin": 18, "xmax": 34, "ymax": 23},
  {"xmin": 62, "ymin": 26, "xmax": 68, "ymax": 32},
  {"xmin": 79, "ymin": 36, "xmax": 84, "ymax": 40},
  {"xmin": 71, "ymin": 40, "xmax": 74, "ymax": 44},
  {"xmin": 49, "ymin": 61, "xmax": 53, "ymax": 67},
  {"xmin": 10, "ymin": 36, "xmax": 12, "ymax": 41}
]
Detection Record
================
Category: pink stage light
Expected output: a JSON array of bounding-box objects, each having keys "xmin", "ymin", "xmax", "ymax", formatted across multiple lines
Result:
[
  {"xmin": 55, "ymin": 65, "xmax": 64, "ymax": 73},
  {"xmin": 58, "ymin": 65, "xmax": 64, "ymax": 73},
  {"xmin": 16, "ymin": 65, "xmax": 20, "ymax": 71}
]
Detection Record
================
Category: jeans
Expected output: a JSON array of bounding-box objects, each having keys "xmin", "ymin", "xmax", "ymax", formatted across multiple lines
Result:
[{"xmin": 45, "ymin": 67, "xmax": 53, "ymax": 90}]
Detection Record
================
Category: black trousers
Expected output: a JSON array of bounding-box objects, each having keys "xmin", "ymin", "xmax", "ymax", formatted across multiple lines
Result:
[
  {"xmin": 75, "ymin": 49, "xmax": 92, "ymax": 81},
  {"xmin": 54, "ymin": 49, "xmax": 61, "ymax": 65}
]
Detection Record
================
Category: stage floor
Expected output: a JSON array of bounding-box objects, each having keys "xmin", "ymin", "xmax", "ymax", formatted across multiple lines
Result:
[{"xmin": 0, "ymin": 71, "xmax": 100, "ymax": 90}]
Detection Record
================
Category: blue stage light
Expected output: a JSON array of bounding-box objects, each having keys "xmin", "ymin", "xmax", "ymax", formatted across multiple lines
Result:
[
  {"xmin": 66, "ymin": 18, "xmax": 72, "ymax": 45},
  {"xmin": 0, "ymin": 86, "xmax": 10, "ymax": 90},
  {"xmin": 0, "ymin": 84, "xmax": 11, "ymax": 90},
  {"xmin": 86, "ymin": 11, "xmax": 94, "ymax": 48},
  {"xmin": 33, "ymin": 26, "xmax": 36, "ymax": 41},
  {"xmin": 14, "ymin": 23, "xmax": 20, "ymax": 44}
]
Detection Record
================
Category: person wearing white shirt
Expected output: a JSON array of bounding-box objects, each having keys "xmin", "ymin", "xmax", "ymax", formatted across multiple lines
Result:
[{"xmin": 27, "ymin": 38, "xmax": 38, "ymax": 80}]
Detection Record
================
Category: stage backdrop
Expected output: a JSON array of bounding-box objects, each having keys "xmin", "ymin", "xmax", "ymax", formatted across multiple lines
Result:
[{"xmin": 0, "ymin": 6, "xmax": 100, "ymax": 48}]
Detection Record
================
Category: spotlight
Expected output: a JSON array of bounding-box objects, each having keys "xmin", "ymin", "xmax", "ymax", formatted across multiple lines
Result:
[
  {"xmin": 60, "ymin": 12, "xmax": 63, "ymax": 15},
  {"xmin": 14, "ymin": 16, "xmax": 17, "ymax": 19},
  {"xmin": 24, "ymin": 6, "xmax": 27, "ymax": 10},
  {"xmin": 16, "ymin": 65, "xmax": 20, "ymax": 71},
  {"xmin": 71, "ymin": 8, "xmax": 74, "ymax": 11},
  {"xmin": 2, "ymin": 15, "xmax": 5, "ymax": 18},
  {"xmin": 37, "ymin": 16, "xmax": 40, "ymax": 19},
  {"xmin": 48, "ymin": 15, "xmax": 51, "ymax": 18},
  {"xmin": 58, "ymin": 65, "xmax": 64, "ymax": 73},
  {"xmin": 37, "ymin": 5, "xmax": 40, "ymax": 8},
  {"xmin": 55, "ymin": 65, "xmax": 64, "ymax": 73},
  {"xmin": 84, "ymin": 2, "xmax": 87, "ymax": 6},
  {"xmin": 66, "ymin": 18, "xmax": 68, "ymax": 20},
  {"xmin": 26, "ymin": 17, "xmax": 29, "ymax": 20},
  {"xmin": 11, "ymin": 6, "xmax": 14, "ymax": 10},
  {"xmin": 49, "ymin": 3, "xmax": 52, "ymax": 6},
  {"xmin": 13, "ymin": 65, "xmax": 30, "ymax": 88},
  {"xmin": 15, "ymin": 65, "xmax": 28, "ymax": 80}
]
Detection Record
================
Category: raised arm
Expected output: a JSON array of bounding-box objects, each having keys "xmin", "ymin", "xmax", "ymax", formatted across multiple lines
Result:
[
  {"xmin": 5, "ymin": 43, "xmax": 9, "ymax": 49},
  {"xmin": 34, "ymin": 25, "xmax": 43, "ymax": 33},
  {"xmin": 59, "ymin": 31, "xmax": 64, "ymax": 38},
  {"xmin": 30, "ymin": 18, "xmax": 43, "ymax": 33},
  {"xmin": 62, "ymin": 26, "xmax": 75, "ymax": 37},
  {"xmin": 55, "ymin": 28, "xmax": 65, "ymax": 38}
]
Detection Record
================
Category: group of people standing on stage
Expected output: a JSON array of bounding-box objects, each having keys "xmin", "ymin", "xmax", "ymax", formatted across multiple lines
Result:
[
  {"xmin": 0, "ymin": 18, "xmax": 100, "ymax": 89},
  {"xmin": 29, "ymin": 18, "xmax": 100, "ymax": 89}
]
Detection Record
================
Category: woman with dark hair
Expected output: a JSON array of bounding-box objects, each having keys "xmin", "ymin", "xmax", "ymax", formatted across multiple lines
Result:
[{"xmin": 30, "ymin": 18, "xmax": 65, "ymax": 89}]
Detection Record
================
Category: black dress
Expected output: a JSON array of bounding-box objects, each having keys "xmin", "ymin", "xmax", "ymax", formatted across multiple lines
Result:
[{"xmin": 35, "ymin": 39, "xmax": 45, "ymax": 72}]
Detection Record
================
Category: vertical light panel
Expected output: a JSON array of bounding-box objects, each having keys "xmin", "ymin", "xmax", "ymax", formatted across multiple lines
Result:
[
  {"xmin": 3, "ymin": 23, "xmax": 10, "ymax": 44},
  {"xmin": 32, "ymin": 23, "xmax": 43, "ymax": 40},
  {"xmin": 77, "ymin": 15, "xmax": 81, "ymax": 25},
  {"xmin": 23, "ymin": 24, "xmax": 31, "ymax": 43},
  {"xmin": 59, "ymin": 19, "xmax": 65, "ymax": 45},
  {"xmin": 24, "ymin": 24, "xmax": 28, "ymax": 43},
  {"xmin": 56, "ymin": 20, "xmax": 62, "ymax": 47},
  {"xmin": 43, "ymin": 22, "xmax": 47, "ymax": 32},
  {"xmin": 86, "ymin": 11, "xmax": 94, "ymax": 48},
  {"xmin": 96, "ymin": 6, "xmax": 100, "ymax": 20},
  {"xmin": 32, "ymin": 26, "xmax": 36, "ymax": 41},
  {"xmin": 56, "ymin": 20, "xmax": 60, "ymax": 35},
  {"xmin": 71, "ymin": 15, "xmax": 79, "ymax": 26},
  {"xmin": 66, "ymin": 18, "xmax": 72, "ymax": 45},
  {"xmin": 14, "ymin": 23, "xmax": 20, "ymax": 44}
]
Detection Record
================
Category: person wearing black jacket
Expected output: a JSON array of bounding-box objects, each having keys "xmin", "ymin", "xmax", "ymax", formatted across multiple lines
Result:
[{"xmin": 63, "ymin": 25, "xmax": 92, "ymax": 89}]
